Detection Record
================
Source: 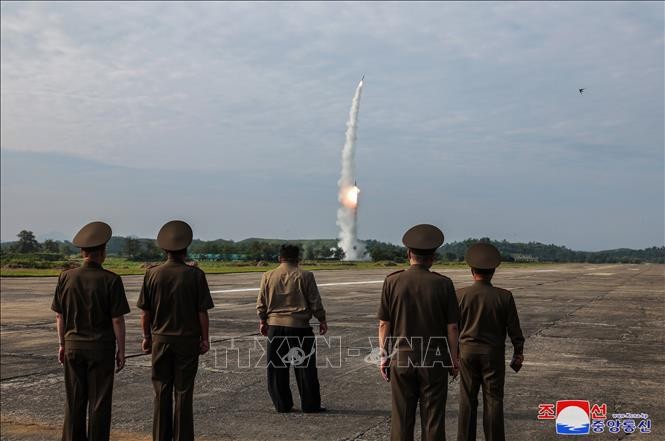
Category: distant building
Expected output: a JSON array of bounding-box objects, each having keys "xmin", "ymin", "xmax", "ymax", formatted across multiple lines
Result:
[
  {"xmin": 190, "ymin": 253, "xmax": 248, "ymax": 261},
  {"xmin": 510, "ymin": 254, "xmax": 539, "ymax": 263}
]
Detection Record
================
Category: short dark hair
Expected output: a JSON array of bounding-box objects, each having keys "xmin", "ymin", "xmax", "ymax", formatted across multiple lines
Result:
[
  {"xmin": 166, "ymin": 248, "xmax": 188, "ymax": 258},
  {"xmin": 279, "ymin": 244, "xmax": 300, "ymax": 260},
  {"xmin": 472, "ymin": 267, "xmax": 495, "ymax": 276},
  {"xmin": 81, "ymin": 244, "xmax": 106, "ymax": 254},
  {"xmin": 409, "ymin": 250, "xmax": 434, "ymax": 263}
]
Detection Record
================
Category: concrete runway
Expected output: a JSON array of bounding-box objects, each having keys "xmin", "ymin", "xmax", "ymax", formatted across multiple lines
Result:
[{"xmin": 1, "ymin": 264, "xmax": 663, "ymax": 440}]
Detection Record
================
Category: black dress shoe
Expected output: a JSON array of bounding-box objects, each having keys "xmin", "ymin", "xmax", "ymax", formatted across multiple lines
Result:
[{"xmin": 303, "ymin": 406, "xmax": 327, "ymax": 413}]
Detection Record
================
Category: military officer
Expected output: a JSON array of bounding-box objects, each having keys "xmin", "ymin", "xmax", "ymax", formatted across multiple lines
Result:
[
  {"xmin": 137, "ymin": 220, "xmax": 215, "ymax": 441},
  {"xmin": 377, "ymin": 224, "xmax": 460, "ymax": 441},
  {"xmin": 51, "ymin": 221, "xmax": 130, "ymax": 441},
  {"xmin": 256, "ymin": 244, "xmax": 328, "ymax": 413},
  {"xmin": 456, "ymin": 243, "xmax": 525, "ymax": 441}
]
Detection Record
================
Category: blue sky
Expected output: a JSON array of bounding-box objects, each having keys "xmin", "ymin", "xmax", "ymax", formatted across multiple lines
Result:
[{"xmin": 1, "ymin": 2, "xmax": 663, "ymax": 250}]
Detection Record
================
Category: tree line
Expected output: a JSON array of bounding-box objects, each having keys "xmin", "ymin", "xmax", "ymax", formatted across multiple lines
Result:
[{"xmin": 2, "ymin": 230, "xmax": 664, "ymax": 264}]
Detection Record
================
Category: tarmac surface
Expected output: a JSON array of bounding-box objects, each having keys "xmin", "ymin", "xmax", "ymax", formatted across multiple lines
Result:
[{"xmin": 1, "ymin": 263, "xmax": 663, "ymax": 440}]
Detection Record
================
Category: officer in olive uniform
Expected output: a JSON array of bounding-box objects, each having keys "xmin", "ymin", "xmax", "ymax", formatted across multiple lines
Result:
[
  {"xmin": 51, "ymin": 221, "xmax": 130, "ymax": 441},
  {"xmin": 256, "ymin": 244, "xmax": 328, "ymax": 413},
  {"xmin": 377, "ymin": 224, "xmax": 460, "ymax": 441},
  {"xmin": 137, "ymin": 220, "xmax": 215, "ymax": 441},
  {"xmin": 456, "ymin": 243, "xmax": 525, "ymax": 441}
]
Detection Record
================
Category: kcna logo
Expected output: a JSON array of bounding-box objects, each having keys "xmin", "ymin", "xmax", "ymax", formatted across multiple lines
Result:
[
  {"xmin": 538, "ymin": 400, "xmax": 651, "ymax": 435},
  {"xmin": 538, "ymin": 400, "xmax": 594, "ymax": 435},
  {"xmin": 555, "ymin": 401, "xmax": 591, "ymax": 435}
]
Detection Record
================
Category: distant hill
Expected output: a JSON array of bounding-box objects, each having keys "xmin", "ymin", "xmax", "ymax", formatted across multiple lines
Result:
[
  {"xmin": 436, "ymin": 239, "xmax": 664, "ymax": 264},
  {"xmin": 2, "ymin": 235, "xmax": 663, "ymax": 263}
]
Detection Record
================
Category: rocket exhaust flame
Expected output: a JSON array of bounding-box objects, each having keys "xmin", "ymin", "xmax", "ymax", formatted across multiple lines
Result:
[
  {"xmin": 341, "ymin": 185, "xmax": 360, "ymax": 209},
  {"xmin": 336, "ymin": 77, "xmax": 367, "ymax": 261}
]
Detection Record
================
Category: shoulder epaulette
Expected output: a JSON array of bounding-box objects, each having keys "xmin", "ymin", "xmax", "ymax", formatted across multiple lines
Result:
[
  {"xmin": 431, "ymin": 271, "xmax": 452, "ymax": 281},
  {"xmin": 59, "ymin": 267, "xmax": 76, "ymax": 276},
  {"xmin": 188, "ymin": 263, "xmax": 206, "ymax": 274},
  {"xmin": 385, "ymin": 269, "xmax": 405, "ymax": 278},
  {"xmin": 101, "ymin": 267, "xmax": 121, "ymax": 277}
]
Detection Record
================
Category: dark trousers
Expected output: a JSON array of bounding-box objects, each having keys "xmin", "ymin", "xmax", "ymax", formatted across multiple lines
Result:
[
  {"xmin": 62, "ymin": 347, "xmax": 115, "ymax": 441},
  {"xmin": 390, "ymin": 362, "xmax": 448, "ymax": 441},
  {"xmin": 151, "ymin": 340, "xmax": 200, "ymax": 441},
  {"xmin": 266, "ymin": 325, "xmax": 321, "ymax": 412},
  {"xmin": 457, "ymin": 351, "xmax": 506, "ymax": 441}
]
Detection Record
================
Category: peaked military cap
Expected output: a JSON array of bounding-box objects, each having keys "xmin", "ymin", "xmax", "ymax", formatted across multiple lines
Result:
[
  {"xmin": 157, "ymin": 220, "xmax": 193, "ymax": 251},
  {"xmin": 72, "ymin": 221, "xmax": 112, "ymax": 249},
  {"xmin": 465, "ymin": 243, "xmax": 502, "ymax": 269},
  {"xmin": 402, "ymin": 224, "xmax": 444, "ymax": 254}
]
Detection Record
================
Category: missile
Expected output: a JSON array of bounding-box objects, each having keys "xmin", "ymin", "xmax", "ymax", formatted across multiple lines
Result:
[{"xmin": 360, "ymin": 74, "xmax": 365, "ymax": 82}]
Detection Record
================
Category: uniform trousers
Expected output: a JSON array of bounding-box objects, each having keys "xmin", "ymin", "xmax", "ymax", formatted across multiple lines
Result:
[
  {"xmin": 266, "ymin": 325, "xmax": 321, "ymax": 412},
  {"xmin": 62, "ymin": 347, "xmax": 116, "ymax": 441},
  {"xmin": 457, "ymin": 349, "xmax": 506, "ymax": 441},
  {"xmin": 390, "ymin": 361, "xmax": 449, "ymax": 441},
  {"xmin": 151, "ymin": 339, "xmax": 200, "ymax": 441}
]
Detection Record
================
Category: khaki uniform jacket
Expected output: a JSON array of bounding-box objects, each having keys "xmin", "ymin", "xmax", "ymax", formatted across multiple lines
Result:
[
  {"xmin": 456, "ymin": 280, "xmax": 524, "ymax": 355},
  {"xmin": 137, "ymin": 258, "xmax": 214, "ymax": 342},
  {"xmin": 256, "ymin": 263, "xmax": 326, "ymax": 328},
  {"xmin": 378, "ymin": 265, "xmax": 459, "ymax": 363},
  {"xmin": 51, "ymin": 261, "xmax": 130, "ymax": 350}
]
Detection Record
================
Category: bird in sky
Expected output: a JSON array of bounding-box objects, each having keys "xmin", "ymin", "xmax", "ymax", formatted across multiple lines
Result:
[{"xmin": 579, "ymin": 88, "xmax": 585, "ymax": 95}]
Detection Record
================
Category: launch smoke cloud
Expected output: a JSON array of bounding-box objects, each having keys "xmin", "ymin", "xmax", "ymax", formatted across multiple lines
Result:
[{"xmin": 336, "ymin": 78, "xmax": 367, "ymax": 261}]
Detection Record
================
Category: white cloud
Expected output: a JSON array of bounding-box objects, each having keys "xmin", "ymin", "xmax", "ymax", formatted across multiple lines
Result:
[
  {"xmin": 2, "ymin": 2, "xmax": 662, "ymax": 169},
  {"xmin": 1, "ymin": 2, "xmax": 662, "ymax": 248}
]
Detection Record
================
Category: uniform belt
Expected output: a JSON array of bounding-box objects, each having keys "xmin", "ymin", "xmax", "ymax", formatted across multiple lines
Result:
[
  {"xmin": 459, "ymin": 342, "xmax": 505, "ymax": 355},
  {"xmin": 64, "ymin": 340, "xmax": 116, "ymax": 350},
  {"xmin": 152, "ymin": 334, "xmax": 200, "ymax": 344}
]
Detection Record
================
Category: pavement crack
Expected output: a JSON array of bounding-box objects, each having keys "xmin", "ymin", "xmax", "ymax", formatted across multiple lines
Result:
[
  {"xmin": 1, "ymin": 368, "xmax": 61, "ymax": 382},
  {"xmin": 528, "ymin": 270, "xmax": 642, "ymax": 340},
  {"xmin": 3, "ymin": 352, "xmax": 54, "ymax": 359},
  {"xmin": 345, "ymin": 416, "xmax": 389, "ymax": 440}
]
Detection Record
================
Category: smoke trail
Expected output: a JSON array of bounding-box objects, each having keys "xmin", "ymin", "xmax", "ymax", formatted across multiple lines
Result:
[{"xmin": 336, "ymin": 78, "xmax": 367, "ymax": 261}]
